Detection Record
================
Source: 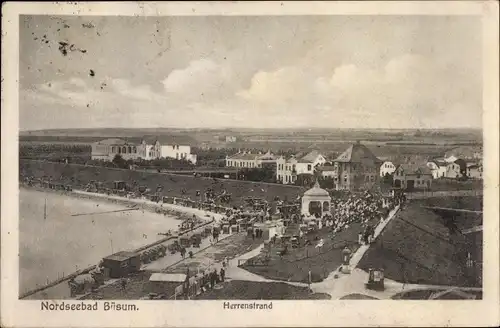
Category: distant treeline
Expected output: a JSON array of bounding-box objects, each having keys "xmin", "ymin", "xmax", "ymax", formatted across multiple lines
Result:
[
  {"xmin": 20, "ymin": 136, "xmax": 106, "ymax": 143},
  {"xmin": 19, "ymin": 144, "xmax": 91, "ymax": 164}
]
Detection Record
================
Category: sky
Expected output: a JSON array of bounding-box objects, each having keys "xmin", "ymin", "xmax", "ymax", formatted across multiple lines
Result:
[{"xmin": 19, "ymin": 15, "xmax": 482, "ymax": 131}]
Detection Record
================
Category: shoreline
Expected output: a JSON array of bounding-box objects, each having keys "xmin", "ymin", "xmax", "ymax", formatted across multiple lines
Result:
[
  {"xmin": 19, "ymin": 184, "xmax": 225, "ymax": 222},
  {"xmin": 18, "ymin": 185, "xmax": 226, "ymax": 299}
]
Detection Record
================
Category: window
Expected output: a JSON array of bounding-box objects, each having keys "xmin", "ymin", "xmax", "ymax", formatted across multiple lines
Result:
[
  {"xmin": 370, "ymin": 175, "xmax": 375, "ymax": 182},
  {"xmin": 308, "ymin": 164, "xmax": 312, "ymax": 171}
]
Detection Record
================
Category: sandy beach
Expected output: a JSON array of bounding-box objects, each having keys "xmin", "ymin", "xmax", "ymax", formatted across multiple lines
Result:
[{"xmin": 19, "ymin": 187, "xmax": 221, "ymax": 295}]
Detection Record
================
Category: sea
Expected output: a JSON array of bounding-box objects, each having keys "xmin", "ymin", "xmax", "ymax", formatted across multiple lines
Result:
[{"xmin": 19, "ymin": 188, "xmax": 181, "ymax": 297}]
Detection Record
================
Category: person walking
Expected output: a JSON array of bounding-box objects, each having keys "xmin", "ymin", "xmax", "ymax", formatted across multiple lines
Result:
[
  {"xmin": 220, "ymin": 267, "xmax": 225, "ymax": 282},
  {"xmin": 210, "ymin": 271, "xmax": 216, "ymax": 289}
]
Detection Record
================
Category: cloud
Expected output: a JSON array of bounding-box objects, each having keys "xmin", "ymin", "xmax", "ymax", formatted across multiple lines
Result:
[
  {"xmin": 235, "ymin": 54, "xmax": 481, "ymax": 128},
  {"xmin": 110, "ymin": 79, "xmax": 164, "ymax": 102},
  {"xmin": 162, "ymin": 58, "xmax": 236, "ymax": 101},
  {"xmin": 21, "ymin": 53, "xmax": 481, "ymax": 130}
]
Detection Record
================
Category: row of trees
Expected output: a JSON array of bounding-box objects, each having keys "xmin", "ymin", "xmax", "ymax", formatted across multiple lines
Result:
[{"xmin": 19, "ymin": 144, "xmax": 91, "ymax": 156}]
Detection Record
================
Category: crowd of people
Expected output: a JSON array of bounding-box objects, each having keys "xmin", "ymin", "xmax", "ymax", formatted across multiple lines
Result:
[
  {"xmin": 328, "ymin": 191, "xmax": 385, "ymax": 234},
  {"xmin": 179, "ymin": 265, "xmax": 227, "ymax": 299}
]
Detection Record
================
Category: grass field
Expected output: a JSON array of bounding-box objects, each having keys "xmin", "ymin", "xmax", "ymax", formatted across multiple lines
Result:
[
  {"xmin": 428, "ymin": 179, "xmax": 483, "ymax": 192},
  {"xmin": 391, "ymin": 288, "xmax": 482, "ymax": 300},
  {"xmin": 357, "ymin": 201, "xmax": 481, "ymax": 288},
  {"xmin": 20, "ymin": 160, "xmax": 306, "ymax": 207},
  {"xmin": 197, "ymin": 280, "xmax": 331, "ymax": 300},
  {"xmin": 242, "ymin": 216, "xmax": 376, "ymax": 283},
  {"xmin": 415, "ymin": 196, "xmax": 483, "ymax": 211}
]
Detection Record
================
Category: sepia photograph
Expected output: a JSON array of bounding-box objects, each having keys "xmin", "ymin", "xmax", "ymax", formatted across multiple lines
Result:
[{"xmin": 2, "ymin": 1, "xmax": 499, "ymax": 327}]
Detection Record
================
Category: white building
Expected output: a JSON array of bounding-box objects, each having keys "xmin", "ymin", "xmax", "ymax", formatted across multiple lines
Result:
[
  {"xmin": 301, "ymin": 180, "xmax": 331, "ymax": 218},
  {"xmin": 426, "ymin": 159, "xmax": 448, "ymax": 179},
  {"xmin": 380, "ymin": 161, "xmax": 397, "ymax": 177},
  {"xmin": 445, "ymin": 161, "xmax": 462, "ymax": 179},
  {"xmin": 91, "ymin": 136, "xmax": 197, "ymax": 164},
  {"xmin": 319, "ymin": 165, "xmax": 337, "ymax": 178},
  {"xmin": 275, "ymin": 150, "xmax": 327, "ymax": 185},
  {"xmin": 225, "ymin": 150, "xmax": 277, "ymax": 169}
]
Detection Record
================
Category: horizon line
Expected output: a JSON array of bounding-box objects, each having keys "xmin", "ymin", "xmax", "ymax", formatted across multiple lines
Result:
[{"xmin": 20, "ymin": 126, "xmax": 484, "ymax": 132}]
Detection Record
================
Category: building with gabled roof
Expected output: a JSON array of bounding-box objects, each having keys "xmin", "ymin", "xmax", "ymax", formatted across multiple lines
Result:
[
  {"xmin": 466, "ymin": 161, "xmax": 483, "ymax": 179},
  {"xmin": 275, "ymin": 150, "xmax": 327, "ymax": 185},
  {"xmin": 331, "ymin": 141, "xmax": 382, "ymax": 191},
  {"xmin": 427, "ymin": 158, "xmax": 448, "ymax": 179},
  {"xmin": 91, "ymin": 138, "xmax": 139, "ymax": 161},
  {"xmin": 393, "ymin": 162, "xmax": 433, "ymax": 190},
  {"xmin": 225, "ymin": 150, "xmax": 277, "ymax": 170}
]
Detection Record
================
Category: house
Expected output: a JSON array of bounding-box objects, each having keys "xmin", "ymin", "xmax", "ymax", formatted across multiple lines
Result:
[
  {"xmin": 331, "ymin": 142, "xmax": 382, "ymax": 191},
  {"xmin": 393, "ymin": 163, "xmax": 433, "ymax": 190},
  {"xmin": 225, "ymin": 136, "xmax": 237, "ymax": 143},
  {"xmin": 225, "ymin": 150, "xmax": 277, "ymax": 169},
  {"xmin": 427, "ymin": 159, "xmax": 448, "ymax": 179},
  {"xmin": 466, "ymin": 162, "xmax": 483, "ymax": 179},
  {"xmin": 91, "ymin": 138, "xmax": 138, "ymax": 161},
  {"xmin": 445, "ymin": 161, "xmax": 463, "ymax": 179},
  {"xmin": 319, "ymin": 165, "xmax": 337, "ymax": 178},
  {"xmin": 380, "ymin": 160, "xmax": 397, "ymax": 177},
  {"xmin": 275, "ymin": 150, "xmax": 327, "ymax": 185},
  {"xmin": 136, "ymin": 136, "xmax": 197, "ymax": 164}
]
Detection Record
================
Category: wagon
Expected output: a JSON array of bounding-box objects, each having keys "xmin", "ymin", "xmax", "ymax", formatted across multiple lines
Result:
[
  {"xmin": 179, "ymin": 236, "xmax": 192, "ymax": 248},
  {"xmin": 291, "ymin": 235, "xmax": 300, "ymax": 248},
  {"xmin": 280, "ymin": 235, "xmax": 292, "ymax": 244},
  {"xmin": 167, "ymin": 242, "xmax": 180, "ymax": 254},
  {"xmin": 190, "ymin": 233, "xmax": 202, "ymax": 248},
  {"xmin": 365, "ymin": 268, "xmax": 385, "ymax": 291}
]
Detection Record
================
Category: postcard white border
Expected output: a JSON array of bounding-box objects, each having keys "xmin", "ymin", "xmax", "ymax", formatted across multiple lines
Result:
[{"xmin": 2, "ymin": 1, "xmax": 499, "ymax": 327}]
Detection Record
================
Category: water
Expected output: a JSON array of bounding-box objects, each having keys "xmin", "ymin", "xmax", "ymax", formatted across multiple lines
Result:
[{"xmin": 19, "ymin": 188, "xmax": 181, "ymax": 296}]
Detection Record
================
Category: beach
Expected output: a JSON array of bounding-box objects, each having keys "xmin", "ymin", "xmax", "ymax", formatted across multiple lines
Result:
[{"xmin": 19, "ymin": 187, "xmax": 189, "ymax": 295}]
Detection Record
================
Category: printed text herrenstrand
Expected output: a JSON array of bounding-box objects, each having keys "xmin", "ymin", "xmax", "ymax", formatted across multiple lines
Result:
[{"xmin": 223, "ymin": 302, "xmax": 273, "ymax": 310}]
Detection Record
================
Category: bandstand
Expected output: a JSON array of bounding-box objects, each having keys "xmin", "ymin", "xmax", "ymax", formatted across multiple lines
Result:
[{"xmin": 301, "ymin": 181, "xmax": 332, "ymax": 218}]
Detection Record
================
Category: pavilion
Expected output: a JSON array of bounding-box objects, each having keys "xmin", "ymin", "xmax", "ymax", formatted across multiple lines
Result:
[{"xmin": 301, "ymin": 180, "xmax": 332, "ymax": 218}]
